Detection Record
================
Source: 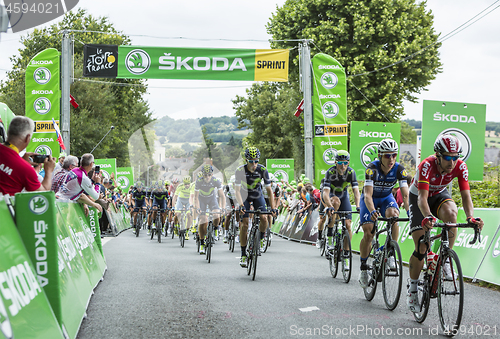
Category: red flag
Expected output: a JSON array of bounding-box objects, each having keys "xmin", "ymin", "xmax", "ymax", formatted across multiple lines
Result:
[
  {"xmin": 294, "ymin": 99, "xmax": 304, "ymax": 117},
  {"xmin": 52, "ymin": 118, "xmax": 66, "ymax": 150},
  {"xmin": 70, "ymin": 94, "xmax": 79, "ymax": 109}
]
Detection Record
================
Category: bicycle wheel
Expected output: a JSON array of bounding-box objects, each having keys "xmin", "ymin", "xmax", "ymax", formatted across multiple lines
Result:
[
  {"xmin": 320, "ymin": 233, "xmax": 326, "ymax": 257},
  {"xmin": 363, "ymin": 245, "xmax": 379, "ymax": 301},
  {"xmin": 207, "ymin": 235, "xmax": 212, "ymax": 263},
  {"xmin": 437, "ymin": 250, "xmax": 464, "ymax": 337},
  {"xmin": 413, "ymin": 272, "xmax": 431, "ymax": 323},
  {"xmin": 252, "ymin": 232, "xmax": 259, "ymax": 281},
  {"xmin": 171, "ymin": 224, "xmax": 175, "ymax": 239},
  {"xmin": 180, "ymin": 230, "xmax": 184, "ymax": 247},
  {"xmin": 150, "ymin": 225, "xmax": 154, "ymax": 240},
  {"xmin": 382, "ymin": 240, "xmax": 403, "ymax": 310},
  {"xmin": 341, "ymin": 231, "xmax": 352, "ymax": 283},
  {"xmin": 262, "ymin": 228, "xmax": 269, "ymax": 253},
  {"xmin": 196, "ymin": 233, "xmax": 200, "ymax": 253},
  {"xmin": 230, "ymin": 218, "xmax": 237, "ymax": 253},
  {"xmin": 328, "ymin": 236, "xmax": 339, "ymax": 278},
  {"xmin": 135, "ymin": 215, "xmax": 141, "ymax": 237}
]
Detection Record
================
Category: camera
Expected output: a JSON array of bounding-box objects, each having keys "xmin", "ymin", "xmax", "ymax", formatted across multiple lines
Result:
[{"xmin": 32, "ymin": 154, "xmax": 49, "ymax": 163}]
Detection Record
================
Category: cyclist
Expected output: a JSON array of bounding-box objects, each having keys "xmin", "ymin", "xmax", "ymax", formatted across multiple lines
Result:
[
  {"xmin": 172, "ymin": 175, "xmax": 193, "ymax": 240},
  {"xmin": 223, "ymin": 175, "xmax": 238, "ymax": 243},
  {"xmin": 193, "ymin": 164, "xmax": 225, "ymax": 255},
  {"xmin": 406, "ymin": 133, "xmax": 484, "ymax": 312},
  {"xmin": 358, "ymin": 139, "xmax": 410, "ymax": 288},
  {"xmin": 322, "ymin": 151, "xmax": 360, "ymax": 264},
  {"xmin": 234, "ymin": 147, "xmax": 277, "ymax": 268},
  {"xmin": 149, "ymin": 181, "xmax": 169, "ymax": 235},
  {"xmin": 131, "ymin": 181, "xmax": 148, "ymax": 233},
  {"xmin": 189, "ymin": 172, "xmax": 202, "ymax": 233}
]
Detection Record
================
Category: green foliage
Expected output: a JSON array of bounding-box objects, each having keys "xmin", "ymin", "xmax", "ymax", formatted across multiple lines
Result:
[
  {"xmin": 267, "ymin": 0, "xmax": 442, "ymax": 123},
  {"xmin": 400, "ymin": 120, "xmax": 417, "ymax": 144},
  {"xmin": 404, "ymin": 119, "xmax": 422, "ymax": 129},
  {"xmin": 451, "ymin": 164, "xmax": 500, "ymax": 208},
  {"xmin": 0, "ymin": 9, "xmax": 153, "ymax": 166},
  {"xmin": 232, "ymin": 82, "xmax": 305, "ymax": 175}
]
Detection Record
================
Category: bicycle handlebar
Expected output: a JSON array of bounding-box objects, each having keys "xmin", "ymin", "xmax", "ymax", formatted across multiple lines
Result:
[
  {"xmin": 377, "ymin": 216, "xmax": 409, "ymax": 222},
  {"xmin": 242, "ymin": 210, "xmax": 274, "ymax": 215},
  {"xmin": 434, "ymin": 222, "xmax": 482, "ymax": 245},
  {"xmin": 333, "ymin": 210, "xmax": 360, "ymax": 215}
]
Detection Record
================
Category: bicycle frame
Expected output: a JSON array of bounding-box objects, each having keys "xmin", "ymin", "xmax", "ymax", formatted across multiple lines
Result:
[{"xmin": 243, "ymin": 210, "xmax": 273, "ymax": 281}]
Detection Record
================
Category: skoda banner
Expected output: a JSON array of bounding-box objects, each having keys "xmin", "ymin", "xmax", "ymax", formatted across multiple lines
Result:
[
  {"xmin": 83, "ymin": 45, "xmax": 289, "ymax": 82},
  {"xmin": 349, "ymin": 121, "xmax": 401, "ymax": 180},
  {"xmin": 421, "ymin": 100, "xmax": 486, "ymax": 181},
  {"xmin": 25, "ymin": 48, "xmax": 61, "ymax": 158},
  {"xmin": 311, "ymin": 54, "xmax": 348, "ymax": 187},
  {"xmin": 94, "ymin": 158, "xmax": 117, "ymax": 182},
  {"xmin": 265, "ymin": 159, "xmax": 294, "ymax": 182},
  {"xmin": 117, "ymin": 167, "xmax": 134, "ymax": 192}
]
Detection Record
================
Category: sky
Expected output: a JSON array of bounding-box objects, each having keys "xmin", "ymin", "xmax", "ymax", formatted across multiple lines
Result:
[{"xmin": 1, "ymin": 0, "xmax": 500, "ymax": 122}]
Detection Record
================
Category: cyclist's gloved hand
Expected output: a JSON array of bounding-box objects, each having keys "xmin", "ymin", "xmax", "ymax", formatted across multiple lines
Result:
[
  {"xmin": 421, "ymin": 215, "xmax": 436, "ymax": 231},
  {"xmin": 467, "ymin": 216, "xmax": 484, "ymax": 231},
  {"xmin": 356, "ymin": 207, "xmax": 360, "ymax": 212},
  {"xmin": 369, "ymin": 210, "xmax": 379, "ymax": 221}
]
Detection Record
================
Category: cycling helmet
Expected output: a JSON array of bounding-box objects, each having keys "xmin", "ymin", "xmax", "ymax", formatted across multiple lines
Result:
[
  {"xmin": 434, "ymin": 134, "xmax": 463, "ymax": 154},
  {"xmin": 183, "ymin": 175, "xmax": 191, "ymax": 184},
  {"xmin": 201, "ymin": 164, "xmax": 213, "ymax": 174},
  {"xmin": 245, "ymin": 147, "xmax": 260, "ymax": 159},
  {"xmin": 135, "ymin": 181, "xmax": 143, "ymax": 188},
  {"xmin": 378, "ymin": 139, "xmax": 399, "ymax": 153},
  {"xmin": 336, "ymin": 150, "xmax": 350, "ymax": 161},
  {"xmin": 197, "ymin": 171, "xmax": 203, "ymax": 178}
]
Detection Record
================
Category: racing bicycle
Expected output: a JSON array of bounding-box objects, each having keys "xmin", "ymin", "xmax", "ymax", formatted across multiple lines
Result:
[{"xmin": 244, "ymin": 210, "xmax": 273, "ymax": 281}]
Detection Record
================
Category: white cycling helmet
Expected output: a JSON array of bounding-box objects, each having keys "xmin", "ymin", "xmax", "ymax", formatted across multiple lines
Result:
[{"xmin": 378, "ymin": 139, "xmax": 398, "ymax": 153}]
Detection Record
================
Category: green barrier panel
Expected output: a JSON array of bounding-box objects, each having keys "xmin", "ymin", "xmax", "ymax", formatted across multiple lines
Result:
[
  {"xmin": 15, "ymin": 192, "xmax": 106, "ymax": 339},
  {"xmin": 86, "ymin": 207, "xmax": 104, "ymax": 257},
  {"xmin": 0, "ymin": 198, "xmax": 64, "ymax": 339}
]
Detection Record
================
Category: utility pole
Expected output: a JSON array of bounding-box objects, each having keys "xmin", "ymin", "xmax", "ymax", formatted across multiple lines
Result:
[
  {"xmin": 61, "ymin": 31, "xmax": 73, "ymax": 154},
  {"xmin": 300, "ymin": 40, "xmax": 314, "ymax": 182}
]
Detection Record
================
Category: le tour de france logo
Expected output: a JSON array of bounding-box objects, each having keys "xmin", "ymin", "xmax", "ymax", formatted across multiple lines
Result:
[
  {"xmin": 439, "ymin": 128, "xmax": 472, "ymax": 162},
  {"xmin": 320, "ymin": 72, "xmax": 338, "ymax": 89},
  {"xmin": 29, "ymin": 195, "xmax": 49, "ymax": 215},
  {"xmin": 33, "ymin": 67, "xmax": 51, "ymax": 85},
  {"xmin": 361, "ymin": 142, "xmax": 380, "ymax": 168},
  {"xmin": 125, "ymin": 49, "xmax": 151, "ymax": 75},
  {"xmin": 33, "ymin": 97, "xmax": 51, "ymax": 115},
  {"xmin": 323, "ymin": 148, "xmax": 337, "ymax": 166}
]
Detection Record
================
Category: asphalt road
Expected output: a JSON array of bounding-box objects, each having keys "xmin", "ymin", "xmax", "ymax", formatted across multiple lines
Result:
[{"xmin": 77, "ymin": 229, "xmax": 500, "ymax": 339}]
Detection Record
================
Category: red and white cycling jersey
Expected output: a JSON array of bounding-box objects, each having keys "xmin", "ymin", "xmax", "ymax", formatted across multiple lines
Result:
[{"xmin": 409, "ymin": 155, "xmax": 469, "ymax": 197}]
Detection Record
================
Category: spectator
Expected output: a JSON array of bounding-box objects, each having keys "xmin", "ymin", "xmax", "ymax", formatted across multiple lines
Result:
[
  {"xmin": 0, "ymin": 116, "xmax": 56, "ymax": 195},
  {"xmin": 51, "ymin": 155, "xmax": 78, "ymax": 193},
  {"xmin": 33, "ymin": 162, "xmax": 44, "ymax": 183},
  {"xmin": 56, "ymin": 153, "xmax": 103, "ymax": 213},
  {"xmin": 53, "ymin": 151, "xmax": 67, "ymax": 175}
]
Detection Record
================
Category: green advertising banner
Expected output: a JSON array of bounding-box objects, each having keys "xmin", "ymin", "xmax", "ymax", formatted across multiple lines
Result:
[
  {"xmin": 117, "ymin": 166, "xmax": 134, "ymax": 193},
  {"xmin": 312, "ymin": 136, "xmax": 348, "ymax": 188},
  {"xmin": 311, "ymin": 53, "xmax": 347, "ymax": 126},
  {"xmin": 265, "ymin": 159, "xmax": 294, "ymax": 182},
  {"xmin": 0, "ymin": 199, "xmax": 64, "ymax": 339},
  {"xmin": 422, "ymin": 100, "xmax": 486, "ymax": 181},
  {"xmin": 110, "ymin": 46, "xmax": 289, "ymax": 81},
  {"xmin": 94, "ymin": 158, "xmax": 117, "ymax": 181},
  {"xmin": 349, "ymin": 121, "xmax": 401, "ymax": 180},
  {"xmin": 25, "ymin": 48, "xmax": 61, "ymax": 159}
]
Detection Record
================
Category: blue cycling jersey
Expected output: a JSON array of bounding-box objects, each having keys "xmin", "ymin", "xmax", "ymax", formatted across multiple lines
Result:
[{"xmin": 363, "ymin": 159, "xmax": 408, "ymax": 198}]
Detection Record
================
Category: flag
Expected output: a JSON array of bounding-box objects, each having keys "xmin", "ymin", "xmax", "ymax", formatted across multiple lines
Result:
[
  {"xmin": 294, "ymin": 99, "xmax": 304, "ymax": 117},
  {"xmin": 70, "ymin": 94, "xmax": 79, "ymax": 108},
  {"xmin": 52, "ymin": 118, "xmax": 66, "ymax": 150}
]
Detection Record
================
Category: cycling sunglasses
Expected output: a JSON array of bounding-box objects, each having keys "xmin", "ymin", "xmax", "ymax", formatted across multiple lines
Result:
[
  {"xmin": 382, "ymin": 153, "xmax": 397, "ymax": 159},
  {"xmin": 248, "ymin": 160, "xmax": 259, "ymax": 164},
  {"xmin": 337, "ymin": 161, "xmax": 349, "ymax": 165},
  {"xmin": 442, "ymin": 155, "xmax": 460, "ymax": 161}
]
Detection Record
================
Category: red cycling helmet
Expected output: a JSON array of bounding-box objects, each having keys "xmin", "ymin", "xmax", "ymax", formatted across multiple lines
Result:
[{"xmin": 434, "ymin": 134, "xmax": 462, "ymax": 154}]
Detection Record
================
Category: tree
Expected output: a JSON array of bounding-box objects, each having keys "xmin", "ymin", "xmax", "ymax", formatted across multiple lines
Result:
[
  {"xmin": 267, "ymin": 0, "xmax": 442, "ymax": 122},
  {"xmin": 0, "ymin": 9, "xmax": 153, "ymax": 166},
  {"xmin": 400, "ymin": 120, "xmax": 417, "ymax": 144}
]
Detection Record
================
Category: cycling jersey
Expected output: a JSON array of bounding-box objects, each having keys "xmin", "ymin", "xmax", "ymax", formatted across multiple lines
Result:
[
  {"xmin": 174, "ymin": 184, "xmax": 191, "ymax": 199},
  {"xmin": 132, "ymin": 189, "xmax": 147, "ymax": 201},
  {"xmin": 56, "ymin": 167, "xmax": 99, "ymax": 201},
  {"xmin": 409, "ymin": 155, "xmax": 469, "ymax": 197},
  {"xmin": 149, "ymin": 189, "xmax": 169, "ymax": 200},
  {"xmin": 363, "ymin": 159, "xmax": 407, "ymax": 198},
  {"xmin": 234, "ymin": 164, "xmax": 271, "ymax": 199},
  {"xmin": 323, "ymin": 165, "xmax": 358, "ymax": 193},
  {"xmin": 195, "ymin": 176, "xmax": 222, "ymax": 198}
]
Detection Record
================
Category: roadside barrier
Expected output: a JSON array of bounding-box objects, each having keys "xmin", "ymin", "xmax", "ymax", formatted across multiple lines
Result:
[
  {"xmin": 273, "ymin": 205, "xmax": 500, "ymax": 286},
  {"xmin": 0, "ymin": 196, "xmax": 64, "ymax": 339},
  {"xmin": 14, "ymin": 192, "xmax": 107, "ymax": 339}
]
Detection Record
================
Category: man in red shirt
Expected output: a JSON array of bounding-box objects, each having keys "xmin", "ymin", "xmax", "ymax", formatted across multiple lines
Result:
[
  {"xmin": 406, "ymin": 134, "xmax": 484, "ymax": 312},
  {"xmin": 0, "ymin": 116, "xmax": 56, "ymax": 195}
]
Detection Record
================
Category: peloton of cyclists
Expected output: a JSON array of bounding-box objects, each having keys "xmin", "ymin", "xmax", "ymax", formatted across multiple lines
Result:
[
  {"xmin": 147, "ymin": 181, "xmax": 169, "ymax": 234},
  {"xmin": 358, "ymin": 139, "xmax": 410, "ymax": 288},
  {"xmin": 131, "ymin": 181, "xmax": 148, "ymax": 233},
  {"xmin": 172, "ymin": 175, "xmax": 194, "ymax": 240}
]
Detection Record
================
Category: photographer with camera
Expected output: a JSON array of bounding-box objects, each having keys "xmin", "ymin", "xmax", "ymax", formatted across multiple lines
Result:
[{"xmin": 0, "ymin": 116, "xmax": 56, "ymax": 195}]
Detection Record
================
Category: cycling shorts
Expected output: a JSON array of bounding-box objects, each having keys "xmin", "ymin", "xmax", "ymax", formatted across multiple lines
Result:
[
  {"xmin": 134, "ymin": 199, "xmax": 146, "ymax": 212},
  {"xmin": 264, "ymin": 197, "xmax": 271, "ymax": 209},
  {"xmin": 319, "ymin": 190, "xmax": 351, "ymax": 218},
  {"xmin": 152, "ymin": 197, "xmax": 167, "ymax": 211},
  {"xmin": 175, "ymin": 197, "xmax": 190, "ymax": 211},
  {"xmin": 409, "ymin": 190, "xmax": 453, "ymax": 234},
  {"xmin": 242, "ymin": 194, "xmax": 267, "ymax": 219},
  {"xmin": 359, "ymin": 193, "xmax": 398, "ymax": 225},
  {"xmin": 199, "ymin": 195, "xmax": 219, "ymax": 213}
]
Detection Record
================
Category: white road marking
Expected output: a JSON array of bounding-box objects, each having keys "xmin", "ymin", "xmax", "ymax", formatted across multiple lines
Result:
[{"xmin": 299, "ymin": 306, "xmax": 320, "ymax": 312}]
